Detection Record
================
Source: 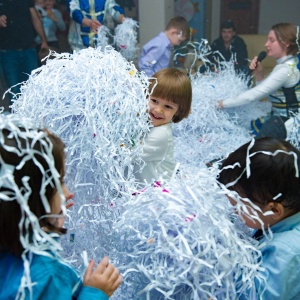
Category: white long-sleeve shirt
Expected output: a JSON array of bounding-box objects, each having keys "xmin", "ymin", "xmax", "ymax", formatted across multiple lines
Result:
[
  {"xmin": 222, "ymin": 55, "xmax": 300, "ymax": 112},
  {"xmin": 134, "ymin": 123, "xmax": 176, "ymax": 184}
]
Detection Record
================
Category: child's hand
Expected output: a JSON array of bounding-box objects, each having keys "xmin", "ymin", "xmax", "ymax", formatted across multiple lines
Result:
[
  {"xmin": 66, "ymin": 192, "xmax": 75, "ymax": 209},
  {"xmin": 83, "ymin": 257, "xmax": 122, "ymax": 297}
]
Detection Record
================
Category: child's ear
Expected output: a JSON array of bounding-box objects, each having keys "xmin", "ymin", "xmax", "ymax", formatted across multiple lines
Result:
[{"xmin": 267, "ymin": 202, "xmax": 285, "ymax": 220}]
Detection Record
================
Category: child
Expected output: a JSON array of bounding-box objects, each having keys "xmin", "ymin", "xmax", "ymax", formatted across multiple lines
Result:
[
  {"xmin": 218, "ymin": 137, "xmax": 300, "ymax": 299},
  {"xmin": 138, "ymin": 16, "xmax": 190, "ymax": 77},
  {"xmin": 0, "ymin": 115, "xmax": 122, "ymax": 299},
  {"xmin": 35, "ymin": 0, "xmax": 66, "ymax": 53},
  {"xmin": 134, "ymin": 68, "xmax": 192, "ymax": 185}
]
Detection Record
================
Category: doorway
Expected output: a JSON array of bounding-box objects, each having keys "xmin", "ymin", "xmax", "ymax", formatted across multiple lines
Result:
[{"xmin": 220, "ymin": 0, "xmax": 260, "ymax": 34}]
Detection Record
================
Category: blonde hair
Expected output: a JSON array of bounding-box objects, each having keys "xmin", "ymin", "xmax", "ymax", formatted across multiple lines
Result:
[{"xmin": 149, "ymin": 68, "xmax": 192, "ymax": 123}]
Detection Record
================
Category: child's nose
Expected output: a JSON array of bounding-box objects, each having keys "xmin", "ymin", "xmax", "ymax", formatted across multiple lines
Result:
[{"xmin": 155, "ymin": 106, "xmax": 164, "ymax": 113}]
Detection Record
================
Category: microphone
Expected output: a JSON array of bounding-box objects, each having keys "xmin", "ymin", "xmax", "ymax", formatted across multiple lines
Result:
[
  {"xmin": 247, "ymin": 51, "xmax": 267, "ymax": 76},
  {"xmin": 257, "ymin": 51, "xmax": 267, "ymax": 63}
]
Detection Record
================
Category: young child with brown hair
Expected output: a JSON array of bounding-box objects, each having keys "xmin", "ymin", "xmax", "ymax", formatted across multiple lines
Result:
[
  {"xmin": 138, "ymin": 16, "xmax": 190, "ymax": 77},
  {"xmin": 134, "ymin": 67, "xmax": 192, "ymax": 185}
]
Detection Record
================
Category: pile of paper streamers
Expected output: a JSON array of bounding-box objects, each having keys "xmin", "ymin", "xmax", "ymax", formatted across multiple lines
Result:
[
  {"xmin": 10, "ymin": 47, "xmax": 150, "ymax": 270},
  {"xmin": 111, "ymin": 172, "xmax": 265, "ymax": 299}
]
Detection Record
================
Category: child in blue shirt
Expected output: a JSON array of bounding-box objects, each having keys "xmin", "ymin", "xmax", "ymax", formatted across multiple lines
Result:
[
  {"xmin": 138, "ymin": 16, "xmax": 190, "ymax": 77},
  {"xmin": 0, "ymin": 115, "xmax": 122, "ymax": 299},
  {"xmin": 218, "ymin": 137, "xmax": 300, "ymax": 299}
]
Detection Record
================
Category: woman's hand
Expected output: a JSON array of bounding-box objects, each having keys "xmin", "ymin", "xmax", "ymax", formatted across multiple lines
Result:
[
  {"xmin": 83, "ymin": 257, "xmax": 122, "ymax": 297},
  {"xmin": 249, "ymin": 56, "xmax": 264, "ymax": 81}
]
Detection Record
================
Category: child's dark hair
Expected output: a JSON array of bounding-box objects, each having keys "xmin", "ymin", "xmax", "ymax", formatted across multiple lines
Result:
[
  {"xmin": 218, "ymin": 137, "xmax": 300, "ymax": 212},
  {"xmin": 166, "ymin": 16, "xmax": 190, "ymax": 40},
  {"xmin": 149, "ymin": 68, "xmax": 192, "ymax": 123},
  {"xmin": 0, "ymin": 128, "xmax": 66, "ymax": 256}
]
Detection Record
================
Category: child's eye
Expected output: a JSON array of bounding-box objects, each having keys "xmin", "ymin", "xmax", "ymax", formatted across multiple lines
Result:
[
  {"xmin": 165, "ymin": 105, "xmax": 174, "ymax": 109},
  {"xmin": 151, "ymin": 99, "xmax": 158, "ymax": 104}
]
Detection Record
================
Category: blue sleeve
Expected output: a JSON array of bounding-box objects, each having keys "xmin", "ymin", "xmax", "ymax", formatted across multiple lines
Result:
[
  {"xmin": 113, "ymin": 5, "xmax": 124, "ymax": 15},
  {"xmin": 72, "ymin": 9, "xmax": 84, "ymax": 24}
]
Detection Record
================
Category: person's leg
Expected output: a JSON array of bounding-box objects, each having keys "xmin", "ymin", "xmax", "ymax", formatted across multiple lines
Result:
[
  {"xmin": 20, "ymin": 48, "xmax": 38, "ymax": 83},
  {"xmin": 0, "ymin": 50, "xmax": 22, "ymax": 100}
]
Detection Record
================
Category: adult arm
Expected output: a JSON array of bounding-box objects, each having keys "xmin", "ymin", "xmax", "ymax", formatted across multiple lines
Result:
[
  {"xmin": 30, "ymin": 7, "xmax": 48, "ymax": 49},
  {"xmin": 104, "ymin": 0, "xmax": 125, "ymax": 23},
  {"xmin": 221, "ymin": 64, "xmax": 290, "ymax": 108}
]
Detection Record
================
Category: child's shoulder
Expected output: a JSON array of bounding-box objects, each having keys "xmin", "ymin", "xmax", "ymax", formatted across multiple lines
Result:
[
  {"xmin": 147, "ymin": 123, "xmax": 173, "ymax": 143},
  {"xmin": 31, "ymin": 252, "xmax": 80, "ymax": 281}
]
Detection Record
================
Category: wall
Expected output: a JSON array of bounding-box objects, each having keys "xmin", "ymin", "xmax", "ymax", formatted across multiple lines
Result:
[
  {"xmin": 258, "ymin": 0, "xmax": 300, "ymax": 34},
  {"xmin": 138, "ymin": 0, "xmax": 174, "ymax": 46},
  {"xmin": 210, "ymin": 0, "xmax": 300, "ymax": 41}
]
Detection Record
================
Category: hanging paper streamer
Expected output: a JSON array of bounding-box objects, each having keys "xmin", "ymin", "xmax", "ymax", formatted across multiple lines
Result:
[
  {"xmin": 114, "ymin": 18, "xmax": 139, "ymax": 61},
  {"xmin": 111, "ymin": 171, "xmax": 265, "ymax": 299},
  {"xmin": 10, "ymin": 47, "xmax": 151, "ymax": 270},
  {"xmin": 96, "ymin": 25, "xmax": 112, "ymax": 49}
]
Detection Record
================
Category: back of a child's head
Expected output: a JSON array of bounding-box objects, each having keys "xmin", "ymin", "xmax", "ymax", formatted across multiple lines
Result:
[
  {"xmin": 218, "ymin": 137, "xmax": 300, "ymax": 212},
  {"xmin": 149, "ymin": 68, "xmax": 192, "ymax": 123},
  {"xmin": 0, "ymin": 116, "xmax": 65, "ymax": 256},
  {"xmin": 165, "ymin": 16, "xmax": 190, "ymax": 40}
]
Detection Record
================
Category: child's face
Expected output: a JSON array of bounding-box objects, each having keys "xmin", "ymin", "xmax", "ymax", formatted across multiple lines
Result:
[
  {"xmin": 227, "ymin": 195, "xmax": 276, "ymax": 229},
  {"xmin": 148, "ymin": 96, "xmax": 178, "ymax": 127},
  {"xmin": 49, "ymin": 184, "xmax": 72, "ymax": 228}
]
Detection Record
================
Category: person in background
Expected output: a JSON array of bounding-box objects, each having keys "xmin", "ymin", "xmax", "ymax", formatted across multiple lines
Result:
[
  {"xmin": 210, "ymin": 19, "xmax": 249, "ymax": 76},
  {"xmin": 67, "ymin": 0, "xmax": 125, "ymax": 51},
  {"xmin": 138, "ymin": 16, "xmax": 190, "ymax": 77},
  {"xmin": 0, "ymin": 0, "xmax": 48, "ymax": 107},
  {"xmin": 218, "ymin": 23, "xmax": 300, "ymax": 140},
  {"xmin": 35, "ymin": 0, "xmax": 66, "ymax": 54}
]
